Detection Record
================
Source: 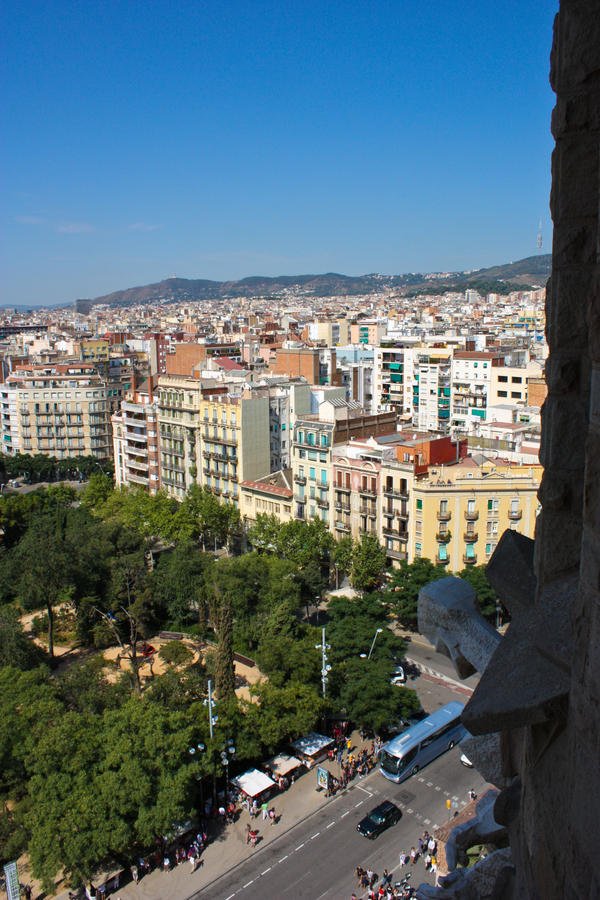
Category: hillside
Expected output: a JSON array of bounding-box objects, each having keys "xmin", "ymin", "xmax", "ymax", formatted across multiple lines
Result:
[{"xmin": 88, "ymin": 255, "xmax": 551, "ymax": 308}]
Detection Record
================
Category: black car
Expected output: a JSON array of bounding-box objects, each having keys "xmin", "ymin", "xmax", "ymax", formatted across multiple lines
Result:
[{"xmin": 356, "ymin": 800, "xmax": 401, "ymax": 839}]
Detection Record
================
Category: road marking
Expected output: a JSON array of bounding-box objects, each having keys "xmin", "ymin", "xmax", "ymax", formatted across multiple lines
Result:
[
  {"xmin": 418, "ymin": 777, "xmax": 425, "ymax": 782},
  {"xmin": 261, "ymin": 867, "xmax": 271, "ymax": 875},
  {"xmin": 326, "ymin": 821, "xmax": 335, "ymax": 829},
  {"xmin": 311, "ymin": 832, "xmax": 320, "ymax": 839},
  {"xmin": 444, "ymin": 791, "xmax": 450, "ymax": 796},
  {"xmin": 426, "ymin": 781, "xmax": 433, "ymax": 787},
  {"xmin": 243, "ymin": 881, "xmax": 254, "ymax": 888},
  {"xmin": 452, "ymin": 795, "xmax": 459, "ymax": 801},
  {"xmin": 295, "ymin": 843, "xmax": 305, "ymax": 851},
  {"xmin": 340, "ymin": 810, "xmax": 350, "ymax": 818},
  {"xmin": 424, "ymin": 818, "xmax": 431, "ymax": 824},
  {"xmin": 407, "ymin": 807, "xmax": 413, "ymax": 814},
  {"xmin": 356, "ymin": 785, "xmax": 373, "ymax": 796},
  {"xmin": 355, "ymin": 801, "xmax": 363, "ymax": 808},
  {"xmin": 435, "ymin": 786, "xmax": 441, "ymax": 791},
  {"xmin": 224, "ymin": 895, "xmax": 235, "ymax": 900},
  {"xmin": 279, "ymin": 855, "xmax": 288, "ymax": 862}
]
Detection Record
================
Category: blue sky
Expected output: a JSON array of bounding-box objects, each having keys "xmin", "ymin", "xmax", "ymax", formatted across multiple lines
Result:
[{"xmin": 2, "ymin": 1, "xmax": 558, "ymax": 306}]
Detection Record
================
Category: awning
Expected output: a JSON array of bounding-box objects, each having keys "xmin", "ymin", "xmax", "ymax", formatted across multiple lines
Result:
[
  {"xmin": 264, "ymin": 753, "xmax": 303, "ymax": 776},
  {"xmin": 290, "ymin": 732, "xmax": 334, "ymax": 758},
  {"xmin": 231, "ymin": 768, "xmax": 276, "ymax": 798}
]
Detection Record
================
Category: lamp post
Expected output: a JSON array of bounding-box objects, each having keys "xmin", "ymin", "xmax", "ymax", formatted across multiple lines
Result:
[
  {"xmin": 315, "ymin": 627, "xmax": 331, "ymax": 698},
  {"xmin": 367, "ymin": 627, "xmax": 383, "ymax": 660},
  {"xmin": 219, "ymin": 739, "xmax": 236, "ymax": 803},
  {"xmin": 188, "ymin": 741, "xmax": 206, "ymax": 807},
  {"xmin": 202, "ymin": 679, "xmax": 219, "ymax": 802}
]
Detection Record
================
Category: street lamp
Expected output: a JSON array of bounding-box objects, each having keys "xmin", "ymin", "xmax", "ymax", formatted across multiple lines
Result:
[
  {"xmin": 202, "ymin": 680, "xmax": 219, "ymax": 801},
  {"xmin": 315, "ymin": 627, "xmax": 331, "ymax": 698},
  {"xmin": 219, "ymin": 739, "xmax": 236, "ymax": 802},
  {"xmin": 367, "ymin": 628, "xmax": 383, "ymax": 660}
]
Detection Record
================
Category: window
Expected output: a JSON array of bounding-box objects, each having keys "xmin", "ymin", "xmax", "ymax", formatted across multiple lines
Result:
[
  {"xmin": 440, "ymin": 499, "xmax": 448, "ymax": 514},
  {"xmin": 415, "ymin": 542, "xmax": 422, "ymax": 557},
  {"xmin": 298, "ymin": 430, "xmax": 304, "ymax": 443},
  {"xmin": 486, "ymin": 520, "xmax": 499, "ymax": 535},
  {"xmin": 321, "ymin": 469, "xmax": 327, "ymax": 485},
  {"xmin": 321, "ymin": 434, "xmax": 328, "ymax": 447},
  {"xmin": 415, "ymin": 520, "xmax": 422, "ymax": 535},
  {"xmin": 488, "ymin": 498, "xmax": 499, "ymax": 512},
  {"xmin": 467, "ymin": 499, "xmax": 475, "ymax": 513},
  {"xmin": 416, "ymin": 498, "xmax": 423, "ymax": 510},
  {"xmin": 309, "ymin": 467, "xmax": 315, "ymax": 480},
  {"xmin": 465, "ymin": 543, "xmax": 475, "ymax": 559},
  {"xmin": 438, "ymin": 544, "xmax": 447, "ymax": 560},
  {"xmin": 511, "ymin": 376, "xmax": 523, "ymax": 383},
  {"xmin": 498, "ymin": 391, "xmax": 508, "ymax": 398}
]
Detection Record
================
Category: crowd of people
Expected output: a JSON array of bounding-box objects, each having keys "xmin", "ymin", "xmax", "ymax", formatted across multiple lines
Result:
[{"xmin": 351, "ymin": 829, "xmax": 439, "ymax": 899}]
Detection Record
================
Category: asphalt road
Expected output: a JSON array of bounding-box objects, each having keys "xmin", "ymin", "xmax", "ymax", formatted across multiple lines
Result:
[{"xmin": 197, "ymin": 741, "xmax": 487, "ymax": 900}]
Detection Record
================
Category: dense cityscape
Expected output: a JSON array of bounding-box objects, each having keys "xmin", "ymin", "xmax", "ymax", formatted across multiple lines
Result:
[{"xmin": 0, "ymin": 267, "xmax": 547, "ymax": 899}]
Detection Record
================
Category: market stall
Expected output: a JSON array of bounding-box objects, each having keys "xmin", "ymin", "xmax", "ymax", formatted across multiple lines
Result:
[
  {"xmin": 230, "ymin": 767, "xmax": 277, "ymax": 802},
  {"xmin": 290, "ymin": 732, "xmax": 334, "ymax": 768},
  {"xmin": 264, "ymin": 753, "xmax": 303, "ymax": 787}
]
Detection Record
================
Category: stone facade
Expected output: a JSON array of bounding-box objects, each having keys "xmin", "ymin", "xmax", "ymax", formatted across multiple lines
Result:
[{"xmin": 416, "ymin": 3, "xmax": 600, "ymax": 898}]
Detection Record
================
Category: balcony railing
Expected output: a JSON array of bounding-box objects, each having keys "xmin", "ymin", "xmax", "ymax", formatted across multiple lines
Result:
[
  {"xmin": 316, "ymin": 497, "xmax": 329, "ymax": 509},
  {"xmin": 294, "ymin": 475, "xmax": 307, "ymax": 485},
  {"xmin": 508, "ymin": 509, "xmax": 522, "ymax": 520},
  {"xmin": 465, "ymin": 510, "xmax": 479, "ymax": 521},
  {"xmin": 383, "ymin": 487, "xmax": 409, "ymax": 499},
  {"xmin": 436, "ymin": 532, "xmax": 452, "ymax": 543},
  {"xmin": 436, "ymin": 554, "xmax": 450, "ymax": 565},
  {"xmin": 463, "ymin": 532, "xmax": 478, "ymax": 543},
  {"xmin": 335, "ymin": 521, "xmax": 350, "ymax": 532},
  {"xmin": 335, "ymin": 501, "xmax": 350, "ymax": 512},
  {"xmin": 335, "ymin": 484, "xmax": 351, "ymax": 493},
  {"xmin": 437, "ymin": 510, "xmax": 451, "ymax": 521},
  {"xmin": 387, "ymin": 548, "xmax": 407, "ymax": 561},
  {"xmin": 463, "ymin": 553, "xmax": 477, "ymax": 565},
  {"xmin": 359, "ymin": 487, "xmax": 378, "ymax": 497},
  {"xmin": 360, "ymin": 506, "xmax": 377, "ymax": 517}
]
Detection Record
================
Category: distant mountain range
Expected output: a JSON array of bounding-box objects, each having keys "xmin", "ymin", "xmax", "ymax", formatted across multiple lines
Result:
[{"xmin": 80, "ymin": 254, "xmax": 550, "ymax": 309}]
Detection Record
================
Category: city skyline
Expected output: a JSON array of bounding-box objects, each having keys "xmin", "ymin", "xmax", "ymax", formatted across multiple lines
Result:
[{"xmin": 3, "ymin": 1, "xmax": 557, "ymax": 306}]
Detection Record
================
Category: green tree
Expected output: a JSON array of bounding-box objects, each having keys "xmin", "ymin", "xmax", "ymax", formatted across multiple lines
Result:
[
  {"xmin": 214, "ymin": 592, "xmax": 235, "ymax": 699},
  {"xmin": 0, "ymin": 606, "xmax": 46, "ymax": 669},
  {"xmin": 255, "ymin": 599, "xmax": 320, "ymax": 688},
  {"xmin": 331, "ymin": 535, "xmax": 354, "ymax": 585},
  {"xmin": 159, "ymin": 640, "xmax": 193, "ymax": 667},
  {"xmin": 383, "ymin": 558, "xmax": 449, "ymax": 630},
  {"xmin": 11, "ymin": 510, "xmax": 74, "ymax": 658},
  {"xmin": 336, "ymin": 657, "xmax": 421, "ymax": 734},
  {"xmin": 351, "ymin": 533, "xmax": 387, "ymax": 592},
  {"xmin": 247, "ymin": 513, "xmax": 281, "ymax": 553},
  {"xmin": 276, "ymin": 517, "xmax": 333, "ymax": 569},
  {"xmin": 457, "ymin": 564, "xmax": 503, "ymax": 624}
]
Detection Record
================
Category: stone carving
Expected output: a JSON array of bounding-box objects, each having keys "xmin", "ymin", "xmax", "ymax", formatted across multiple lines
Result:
[{"xmin": 415, "ymin": 848, "xmax": 514, "ymax": 900}]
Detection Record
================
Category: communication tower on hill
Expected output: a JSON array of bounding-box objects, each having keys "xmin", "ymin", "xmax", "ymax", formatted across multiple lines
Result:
[{"xmin": 537, "ymin": 218, "xmax": 543, "ymax": 250}]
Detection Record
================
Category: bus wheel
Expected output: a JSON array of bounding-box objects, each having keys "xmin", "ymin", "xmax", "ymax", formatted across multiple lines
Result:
[
  {"xmin": 448, "ymin": 741, "xmax": 455, "ymax": 749},
  {"xmin": 411, "ymin": 765, "xmax": 419, "ymax": 775}
]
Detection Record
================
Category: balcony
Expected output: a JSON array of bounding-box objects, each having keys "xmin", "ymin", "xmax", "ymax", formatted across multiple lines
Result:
[
  {"xmin": 508, "ymin": 509, "xmax": 522, "ymax": 521},
  {"xmin": 436, "ymin": 554, "xmax": 450, "ymax": 566},
  {"xmin": 359, "ymin": 487, "xmax": 377, "ymax": 497},
  {"xmin": 463, "ymin": 553, "xmax": 477, "ymax": 565},
  {"xmin": 294, "ymin": 474, "xmax": 307, "ymax": 485},
  {"xmin": 359, "ymin": 527, "xmax": 377, "ymax": 536},
  {"xmin": 335, "ymin": 501, "xmax": 350, "ymax": 512},
  {"xmin": 360, "ymin": 505, "xmax": 377, "ymax": 517},
  {"xmin": 437, "ymin": 510, "xmax": 451, "ymax": 522},
  {"xmin": 128, "ymin": 471, "xmax": 149, "ymax": 486},
  {"xmin": 335, "ymin": 484, "xmax": 351, "ymax": 493},
  {"xmin": 465, "ymin": 509, "xmax": 479, "ymax": 522},
  {"xmin": 126, "ymin": 445, "xmax": 148, "ymax": 457},
  {"xmin": 383, "ymin": 487, "xmax": 409, "ymax": 500},
  {"xmin": 387, "ymin": 548, "xmax": 407, "ymax": 561},
  {"xmin": 335, "ymin": 521, "xmax": 350, "ymax": 532},
  {"xmin": 463, "ymin": 532, "xmax": 478, "ymax": 543},
  {"xmin": 436, "ymin": 531, "xmax": 452, "ymax": 543},
  {"xmin": 316, "ymin": 497, "xmax": 329, "ymax": 509}
]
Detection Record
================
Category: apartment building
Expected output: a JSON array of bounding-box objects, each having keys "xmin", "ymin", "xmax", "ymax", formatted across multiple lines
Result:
[
  {"xmin": 451, "ymin": 351, "xmax": 504, "ymax": 434},
  {"xmin": 409, "ymin": 457, "xmax": 541, "ymax": 569},
  {"xmin": 156, "ymin": 375, "xmax": 206, "ymax": 500},
  {"xmin": 1, "ymin": 362, "xmax": 110, "ymax": 458},
  {"xmin": 373, "ymin": 346, "xmax": 405, "ymax": 413},
  {"xmin": 407, "ymin": 348, "xmax": 452, "ymax": 434},
  {"xmin": 272, "ymin": 346, "xmax": 340, "ymax": 386},
  {"xmin": 350, "ymin": 321, "xmax": 386, "ymax": 345},
  {"xmin": 291, "ymin": 399, "xmax": 397, "ymax": 526},
  {"xmin": 112, "ymin": 378, "xmax": 160, "ymax": 493},
  {"xmin": 239, "ymin": 469, "xmax": 294, "ymax": 524}
]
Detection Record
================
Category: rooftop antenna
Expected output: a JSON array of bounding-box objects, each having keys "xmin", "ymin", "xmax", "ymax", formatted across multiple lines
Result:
[{"xmin": 537, "ymin": 219, "xmax": 543, "ymax": 251}]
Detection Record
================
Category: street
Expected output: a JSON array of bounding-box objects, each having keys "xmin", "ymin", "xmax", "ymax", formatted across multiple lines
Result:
[{"xmin": 195, "ymin": 744, "xmax": 486, "ymax": 900}]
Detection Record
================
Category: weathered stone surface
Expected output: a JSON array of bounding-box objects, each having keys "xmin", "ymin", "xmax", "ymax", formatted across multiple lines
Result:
[
  {"xmin": 493, "ymin": 778, "xmax": 521, "ymax": 827},
  {"xmin": 459, "ymin": 733, "xmax": 509, "ymax": 788},
  {"xmin": 415, "ymin": 848, "xmax": 514, "ymax": 900},
  {"xmin": 443, "ymin": 790, "xmax": 504, "ymax": 872},
  {"xmin": 418, "ymin": 576, "xmax": 501, "ymax": 677},
  {"xmin": 485, "ymin": 531, "xmax": 535, "ymax": 616}
]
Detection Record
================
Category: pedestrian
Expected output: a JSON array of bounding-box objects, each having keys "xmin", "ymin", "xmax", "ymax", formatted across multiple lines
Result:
[
  {"xmin": 130, "ymin": 863, "xmax": 139, "ymax": 884},
  {"xmin": 366, "ymin": 866, "xmax": 374, "ymax": 885},
  {"xmin": 431, "ymin": 856, "xmax": 437, "ymax": 875},
  {"xmin": 112, "ymin": 873, "xmax": 120, "ymax": 891},
  {"xmin": 381, "ymin": 869, "xmax": 391, "ymax": 887},
  {"xmin": 246, "ymin": 823, "xmax": 252, "ymax": 844},
  {"xmin": 425, "ymin": 853, "xmax": 432, "ymax": 870},
  {"xmin": 163, "ymin": 855, "xmax": 171, "ymax": 872},
  {"xmin": 250, "ymin": 829, "xmax": 257, "ymax": 848},
  {"xmin": 251, "ymin": 798, "xmax": 258, "ymax": 818},
  {"xmin": 269, "ymin": 807, "xmax": 276, "ymax": 825},
  {"xmin": 428, "ymin": 837, "xmax": 436, "ymax": 855},
  {"xmin": 399, "ymin": 851, "xmax": 408, "ymax": 866},
  {"xmin": 418, "ymin": 837, "xmax": 425, "ymax": 855},
  {"xmin": 468, "ymin": 788, "xmax": 477, "ymax": 801},
  {"xmin": 346, "ymin": 737, "xmax": 352, "ymax": 752},
  {"xmin": 355, "ymin": 865, "xmax": 365, "ymax": 883},
  {"xmin": 189, "ymin": 851, "xmax": 196, "ymax": 874},
  {"xmin": 261, "ymin": 800, "xmax": 269, "ymax": 820},
  {"xmin": 410, "ymin": 846, "xmax": 417, "ymax": 864}
]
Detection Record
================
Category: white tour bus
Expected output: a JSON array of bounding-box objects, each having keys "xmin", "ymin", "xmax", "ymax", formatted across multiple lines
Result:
[{"xmin": 379, "ymin": 701, "xmax": 466, "ymax": 783}]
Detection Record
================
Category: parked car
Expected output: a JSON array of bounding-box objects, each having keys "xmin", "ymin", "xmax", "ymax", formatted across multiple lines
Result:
[
  {"xmin": 390, "ymin": 665, "xmax": 406, "ymax": 685},
  {"xmin": 356, "ymin": 800, "xmax": 401, "ymax": 839}
]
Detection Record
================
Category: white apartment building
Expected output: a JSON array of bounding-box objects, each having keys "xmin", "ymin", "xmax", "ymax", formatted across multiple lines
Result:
[
  {"xmin": 373, "ymin": 346, "xmax": 405, "ymax": 413},
  {"xmin": 112, "ymin": 380, "xmax": 160, "ymax": 493},
  {"xmin": 451, "ymin": 351, "xmax": 504, "ymax": 434}
]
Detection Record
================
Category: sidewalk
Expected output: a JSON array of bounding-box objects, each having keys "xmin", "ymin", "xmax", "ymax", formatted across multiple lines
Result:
[{"xmin": 50, "ymin": 733, "xmax": 368, "ymax": 900}]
